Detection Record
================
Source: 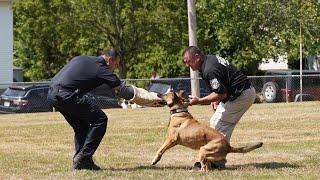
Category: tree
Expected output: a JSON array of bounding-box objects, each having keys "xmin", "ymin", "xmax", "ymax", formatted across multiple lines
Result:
[
  {"xmin": 196, "ymin": 0, "xmax": 319, "ymax": 74},
  {"xmin": 73, "ymin": 0, "xmax": 190, "ymax": 79},
  {"xmin": 13, "ymin": 0, "xmax": 81, "ymax": 81},
  {"xmin": 13, "ymin": 0, "xmax": 319, "ymax": 81},
  {"xmin": 131, "ymin": 1, "xmax": 189, "ymax": 78},
  {"xmin": 280, "ymin": 0, "xmax": 320, "ymax": 67}
]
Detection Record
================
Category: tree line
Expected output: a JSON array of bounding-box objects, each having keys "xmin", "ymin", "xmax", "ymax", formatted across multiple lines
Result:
[{"xmin": 13, "ymin": 0, "xmax": 319, "ymax": 81}]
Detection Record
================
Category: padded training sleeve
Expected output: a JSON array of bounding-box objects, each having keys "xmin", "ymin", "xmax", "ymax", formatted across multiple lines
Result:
[{"xmin": 118, "ymin": 85, "xmax": 134, "ymax": 100}]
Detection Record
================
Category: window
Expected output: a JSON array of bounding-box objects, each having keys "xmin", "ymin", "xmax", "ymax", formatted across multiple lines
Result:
[{"xmin": 3, "ymin": 88, "xmax": 26, "ymax": 97}]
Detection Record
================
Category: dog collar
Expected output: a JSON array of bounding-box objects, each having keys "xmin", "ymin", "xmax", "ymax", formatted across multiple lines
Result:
[{"xmin": 170, "ymin": 108, "xmax": 188, "ymax": 115}]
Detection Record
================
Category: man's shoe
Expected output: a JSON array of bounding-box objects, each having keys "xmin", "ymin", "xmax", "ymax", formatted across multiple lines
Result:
[
  {"xmin": 194, "ymin": 162, "xmax": 201, "ymax": 169},
  {"xmin": 73, "ymin": 156, "xmax": 101, "ymax": 170},
  {"xmin": 73, "ymin": 160, "xmax": 101, "ymax": 170},
  {"xmin": 210, "ymin": 162, "xmax": 226, "ymax": 169},
  {"xmin": 193, "ymin": 161, "xmax": 226, "ymax": 170}
]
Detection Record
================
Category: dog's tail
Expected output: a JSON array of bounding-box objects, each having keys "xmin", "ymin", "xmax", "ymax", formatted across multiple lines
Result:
[{"xmin": 229, "ymin": 142, "xmax": 263, "ymax": 153}]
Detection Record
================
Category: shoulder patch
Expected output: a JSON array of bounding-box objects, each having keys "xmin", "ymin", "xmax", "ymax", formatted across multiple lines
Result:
[{"xmin": 210, "ymin": 78, "xmax": 220, "ymax": 90}]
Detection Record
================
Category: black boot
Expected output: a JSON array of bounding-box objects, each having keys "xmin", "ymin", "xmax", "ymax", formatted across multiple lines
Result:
[
  {"xmin": 73, "ymin": 155, "xmax": 101, "ymax": 170},
  {"xmin": 193, "ymin": 159, "xmax": 226, "ymax": 170},
  {"xmin": 193, "ymin": 162, "xmax": 201, "ymax": 169},
  {"xmin": 210, "ymin": 161, "xmax": 226, "ymax": 169}
]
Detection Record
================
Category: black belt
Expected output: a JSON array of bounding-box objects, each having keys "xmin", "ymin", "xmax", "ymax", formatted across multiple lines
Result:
[
  {"xmin": 50, "ymin": 85, "xmax": 76, "ymax": 93},
  {"xmin": 228, "ymin": 82, "xmax": 252, "ymax": 101},
  {"xmin": 242, "ymin": 81, "xmax": 252, "ymax": 91},
  {"xmin": 49, "ymin": 85, "xmax": 81, "ymax": 102}
]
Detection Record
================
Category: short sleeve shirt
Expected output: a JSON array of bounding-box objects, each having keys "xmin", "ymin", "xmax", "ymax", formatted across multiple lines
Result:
[{"xmin": 200, "ymin": 55, "xmax": 249, "ymax": 101}]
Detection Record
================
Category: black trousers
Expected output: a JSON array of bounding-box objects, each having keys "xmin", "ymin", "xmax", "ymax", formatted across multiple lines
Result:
[{"xmin": 47, "ymin": 88, "xmax": 108, "ymax": 159}]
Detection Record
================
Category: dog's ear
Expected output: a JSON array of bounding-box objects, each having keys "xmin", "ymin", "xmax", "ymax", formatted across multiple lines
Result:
[
  {"xmin": 173, "ymin": 92, "xmax": 178, "ymax": 99},
  {"xmin": 165, "ymin": 87, "xmax": 174, "ymax": 94},
  {"xmin": 157, "ymin": 93, "xmax": 167, "ymax": 105},
  {"xmin": 178, "ymin": 90, "xmax": 185, "ymax": 98}
]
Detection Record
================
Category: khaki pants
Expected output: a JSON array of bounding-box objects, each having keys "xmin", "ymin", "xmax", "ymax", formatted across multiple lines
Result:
[{"xmin": 210, "ymin": 87, "xmax": 256, "ymax": 142}]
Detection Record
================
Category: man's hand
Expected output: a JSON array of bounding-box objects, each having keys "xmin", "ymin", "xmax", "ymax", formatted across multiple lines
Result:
[
  {"xmin": 188, "ymin": 95, "xmax": 200, "ymax": 105},
  {"xmin": 211, "ymin": 101, "xmax": 219, "ymax": 110},
  {"xmin": 189, "ymin": 92, "xmax": 227, "ymax": 106}
]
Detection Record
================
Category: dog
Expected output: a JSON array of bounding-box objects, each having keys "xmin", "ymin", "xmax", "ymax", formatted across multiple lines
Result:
[{"xmin": 151, "ymin": 89, "xmax": 263, "ymax": 171}]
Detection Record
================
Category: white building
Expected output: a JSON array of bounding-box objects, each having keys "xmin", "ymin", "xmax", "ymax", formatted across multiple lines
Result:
[
  {"xmin": 259, "ymin": 55, "xmax": 288, "ymax": 70},
  {"xmin": 0, "ymin": 0, "xmax": 13, "ymax": 88}
]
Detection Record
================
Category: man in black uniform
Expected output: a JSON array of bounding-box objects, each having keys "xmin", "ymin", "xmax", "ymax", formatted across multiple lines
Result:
[
  {"xmin": 47, "ymin": 49, "xmax": 161, "ymax": 170},
  {"xmin": 182, "ymin": 46, "xmax": 256, "ymax": 169}
]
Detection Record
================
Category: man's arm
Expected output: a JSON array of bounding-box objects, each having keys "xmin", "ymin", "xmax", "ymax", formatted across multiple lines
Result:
[{"xmin": 189, "ymin": 92, "xmax": 227, "ymax": 105}]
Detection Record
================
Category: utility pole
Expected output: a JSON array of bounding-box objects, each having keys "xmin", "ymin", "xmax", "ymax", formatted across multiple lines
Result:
[
  {"xmin": 299, "ymin": 22, "xmax": 303, "ymax": 102},
  {"xmin": 187, "ymin": 0, "xmax": 200, "ymax": 97}
]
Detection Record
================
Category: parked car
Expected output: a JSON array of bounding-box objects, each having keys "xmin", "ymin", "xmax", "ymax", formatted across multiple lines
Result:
[
  {"xmin": 0, "ymin": 84, "xmax": 53, "ymax": 113},
  {"xmin": 89, "ymin": 84, "xmax": 122, "ymax": 109},
  {"xmin": 0, "ymin": 84, "xmax": 121, "ymax": 113},
  {"xmin": 261, "ymin": 70, "xmax": 320, "ymax": 103}
]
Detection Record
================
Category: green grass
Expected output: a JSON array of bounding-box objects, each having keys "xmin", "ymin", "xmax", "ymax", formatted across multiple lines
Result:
[{"xmin": 0, "ymin": 102, "xmax": 319, "ymax": 179}]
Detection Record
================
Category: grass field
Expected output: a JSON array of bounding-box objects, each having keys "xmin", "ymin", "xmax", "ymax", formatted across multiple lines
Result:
[{"xmin": 0, "ymin": 102, "xmax": 319, "ymax": 179}]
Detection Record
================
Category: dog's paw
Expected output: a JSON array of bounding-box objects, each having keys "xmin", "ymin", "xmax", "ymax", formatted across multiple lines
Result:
[{"xmin": 151, "ymin": 155, "xmax": 161, "ymax": 165}]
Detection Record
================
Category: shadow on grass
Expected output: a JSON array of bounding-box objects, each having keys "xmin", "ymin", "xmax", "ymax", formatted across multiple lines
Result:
[
  {"xmin": 226, "ymin": 162, "xmax": 298, "ymax": 170},
  {"xmin": 106, "ymin": 165, "xmax": 192, "ymax": 171},
  {"xmin": 104, "ymin": 162, "xmax": 298, "ymax": 171}
]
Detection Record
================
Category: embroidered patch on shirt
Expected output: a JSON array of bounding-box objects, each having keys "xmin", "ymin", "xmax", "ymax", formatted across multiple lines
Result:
[{"xmin": 210, "ymin": 78, "xmax": 220, "ymax": 90}]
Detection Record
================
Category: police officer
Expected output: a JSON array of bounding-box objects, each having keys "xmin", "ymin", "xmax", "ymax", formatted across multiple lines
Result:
[
  {"xmin": 182, "ymin": 46, "xmax": 256, "ymax": 169},
  {"xmin": 47, "ymin": 49, "xmax": 161, "ymax": 170}
]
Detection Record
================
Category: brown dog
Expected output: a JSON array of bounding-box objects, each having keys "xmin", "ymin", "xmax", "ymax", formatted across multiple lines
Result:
[{"xmin": 151, "ymin": 89, "xmax": 263, "ymax": 171}]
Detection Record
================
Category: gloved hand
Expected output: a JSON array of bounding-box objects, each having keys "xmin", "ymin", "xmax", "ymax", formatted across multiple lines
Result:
[{"xmin": 130, "ymin": 85, "xmax": 162, "ymax": 106}]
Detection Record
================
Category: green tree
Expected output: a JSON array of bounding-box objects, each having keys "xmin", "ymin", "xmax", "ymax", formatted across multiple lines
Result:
[
  {"xmin": 196, "ymin": 0, "xmax": 319, "ymax": 74},
  {"xmin": 73, "ymin": 0, "xmax": 190, "ymax": 79},
  {"xmin": 72, "ymin": 0, "xmax": 149, "ymax": 78},
  {"xmin": 280, "ymin": 0, "xmax": 320, "ymax": 68},
  {"xmin": 131, "ymin": 1, "xmax": 189, "ymax": 78},
  {"xmin": 13, "ymin": 0, "xmax": 80, "ymax": 81},
  {"xmin": 13, "ymin": 0, "xmax": 319, "ymax": 81}
]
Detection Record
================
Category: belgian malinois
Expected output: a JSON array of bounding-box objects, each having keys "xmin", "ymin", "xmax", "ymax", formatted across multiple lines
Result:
[{"xmin": 151, "ymin": 89, "xmax": 263, "ymax": 171}]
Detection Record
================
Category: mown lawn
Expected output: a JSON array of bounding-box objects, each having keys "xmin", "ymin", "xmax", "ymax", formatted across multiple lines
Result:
[{"xmin": 0, "ymin": 102, "xmax": 319, "ymax": 179}]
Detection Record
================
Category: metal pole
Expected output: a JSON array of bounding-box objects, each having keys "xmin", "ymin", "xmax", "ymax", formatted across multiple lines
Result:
[
  {"xmin": 299, "ymin": 22, "xmax": 303, "ymax": 102},
  {"xmin": 285, "ymin": 76, "xmax": 288, "ymax": 103},
  {"xmin": 187, "ymin": 0, "xmax": 200, "ymax": 97}
]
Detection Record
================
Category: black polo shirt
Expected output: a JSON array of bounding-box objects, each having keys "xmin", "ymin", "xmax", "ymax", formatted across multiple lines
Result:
[
  {"xmin": 50, "ymin": 56, "xmax": 121, "ymax": 94},
  {"xmin": 200, "ymin": 55, "xmax": 250, "ymax": 101}
]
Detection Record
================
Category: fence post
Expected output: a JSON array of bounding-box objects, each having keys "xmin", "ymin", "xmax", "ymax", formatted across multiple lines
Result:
[{"xmin": 285, "ymin": 76, "xmax": 288, "ymax": 103}]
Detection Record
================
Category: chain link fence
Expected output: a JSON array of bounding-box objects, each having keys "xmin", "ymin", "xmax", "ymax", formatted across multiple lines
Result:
[
  {"xmin": 249, "ymin": 74, "xmax": 320, "ymax": 103},
  {"xmin": 1, "ymin": 74, "xmax": 320, "ymax": 113}
]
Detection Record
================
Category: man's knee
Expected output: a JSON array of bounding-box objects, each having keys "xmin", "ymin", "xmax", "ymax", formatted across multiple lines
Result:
[
  {"xmin": 94, "ymin": 111, "xmax": 108, "ymax": 129},
  {"xmin": 211, "ymin": 120, "xmax": 236, "ymax": 142}
]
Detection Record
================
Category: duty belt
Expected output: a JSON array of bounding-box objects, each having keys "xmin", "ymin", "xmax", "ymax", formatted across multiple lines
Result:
[
  {"xmin": 50, "ymin": 85, "xmax": 77, "ymax": 93},
  {"xmin": 228, "ymin": 81, "xmax": 252, "ymax": 101}
]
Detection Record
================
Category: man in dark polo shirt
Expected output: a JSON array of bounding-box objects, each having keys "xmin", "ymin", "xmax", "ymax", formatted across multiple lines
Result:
[
  {"xmin": 47, "ymin": 49, "xmax": 161, "ymax": 170},
  {"xmin": 182, "ymin": 46, "xmax": 256, "ymax": 169}
]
